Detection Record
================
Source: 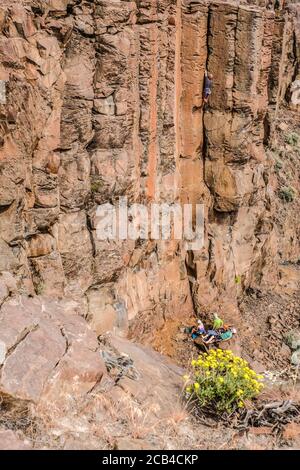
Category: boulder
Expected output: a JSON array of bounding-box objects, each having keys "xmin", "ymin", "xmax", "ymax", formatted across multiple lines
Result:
[
  {"xmin": 0, "ymin": 296, "xmax": 106, "ymax": 403},
  {"xmin": 284, "ymin": 330, "xmax": 300, "ymax": 351},
  {"xmin": 291, "ymin": 349, "xmax": 300, "ymax": 366},
  {"xmin": 0, "ymin": 320, "xmax": 66, "ymax": 401},
  {"xmin": 41, "ymin": 345, "xmax": 106, "ymax": 405}
]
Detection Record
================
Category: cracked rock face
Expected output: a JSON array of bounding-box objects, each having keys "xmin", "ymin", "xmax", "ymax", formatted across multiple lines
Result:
[
  {"xmin": 0, "ymin": 296, "xmax": 106, "ymax": 403},
  {"xmin": 0, "ymin": 1, "xmax": 299, "ymax": 353},
  {"xmin": 0, "ymin": 1, "xmax": 299, "ymax": 450}
]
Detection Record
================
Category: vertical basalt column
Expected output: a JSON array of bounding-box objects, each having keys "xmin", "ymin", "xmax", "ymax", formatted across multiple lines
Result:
[
  {"xmin": 257, "ymin": 9, "xmax": 275, "ymax": 112},
  {"xmin": 268, "ymin": 9, "xmax": 286, "ymax": 107},
  {"xmin": 174, "ymin": 0, "xmax": 182, "ymax": 201},
  {"xmin": 204, "ymin": 2, "xmax": 240, "ymax": 212},
  {"xmin": 178, "ymin": 2, "xmax": 209, "ymax": 206},
  {"xmin": 87, "ymin": 1, "xmax": 142, "ymax": 285},
  {"xmin": 142, "ymin": 24, "xmax": 160, "ymax": 201},
  {"xmin": 275, "ymin": 11, "xmax": 298, "ymax": 112},
  {"xmin": 234, "ymin": 6, "xmax": 265, "ymax": 114},
  {"xmin": 157, "ymin": 1, "xmax": 178, "ymax": 203},
  {"xmin": 204, "ymin": 2, "xmax": 275, "ymax": 211},
  {"xmin": 138, "ymin": 1, "xmax": 178, "ymax": 203},
  {"xmin": 207, "ymin": 2, "xmax": 238, "ymax": 112},
  {"xmin": 267, "ymin": 5, "xmax": 298, "ymax": 117}
]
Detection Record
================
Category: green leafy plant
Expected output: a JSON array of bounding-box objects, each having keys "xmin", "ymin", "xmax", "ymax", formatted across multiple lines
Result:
[
  {"xmin": 35, "ymin": 282, "xmax": 45, "ymax": 295},
  {"xmin": 184, "ymin": 349, "xmax": 264, "ymax": 413},
  {"xmin": 91, "ymin": 180, "xmax": 103, "ymax": 193},
  {"xmin": 279, "ymin": 186, "xmax": 296, "ymax": 203},
  {"xmin": 285, "ymin": 132, "xmax": 299, "ymax": 147},
  {"xmin": 274, "ymin": 159, "xmax": 283, "ymax": 172},
  {"xmin": 234, "ymin": 274, "xmax": 242, "ymax": 285}
]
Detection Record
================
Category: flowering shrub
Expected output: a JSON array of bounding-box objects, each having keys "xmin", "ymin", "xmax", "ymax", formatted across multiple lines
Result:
[{"xmin": 184, "ymin": 349, "xmax": 264, "ymax": 413}]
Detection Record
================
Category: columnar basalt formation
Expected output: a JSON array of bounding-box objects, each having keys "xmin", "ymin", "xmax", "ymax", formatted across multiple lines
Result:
[{"xmin": 0, "ymin": 0, "xmax": 299, "ymax": 339}]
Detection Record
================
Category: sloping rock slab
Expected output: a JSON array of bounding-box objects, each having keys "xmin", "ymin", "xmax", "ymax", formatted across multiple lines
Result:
[{"xmin": 0, "ymin": 296, "xmax": 106, "ymax": 403}]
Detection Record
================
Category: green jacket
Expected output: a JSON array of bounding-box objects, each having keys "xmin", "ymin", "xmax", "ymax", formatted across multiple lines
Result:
[{"xmin": 213, "ymin": 317, "xmax": 223, "ymax": 329}]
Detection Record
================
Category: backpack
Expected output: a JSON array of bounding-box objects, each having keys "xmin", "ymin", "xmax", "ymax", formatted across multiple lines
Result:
[{"xmin": 220, "ymin": 330, "xmax": 233, "ymax": 341}]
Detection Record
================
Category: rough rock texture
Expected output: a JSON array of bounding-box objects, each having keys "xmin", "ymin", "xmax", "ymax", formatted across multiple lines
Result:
[
  {"xmin": 0, "ymin": 1, "xmax": 299, "ymax": 338},
  {"xmin": 0, "ymin": 0, "xmax": 195, "ymax": 334},
  {"xmin": 181, "ymin": 1, "xmax": 300, "ymax": 325},
  {"xmin": 0, "ymin": 2, "xmax": 300, "ymax": 450},
  {"xmin": 0, "ymin": 0, "xmax": 300, "ymax": 452},
  {"xmin": 0, "ymin": 295, "xmax": 105, "ymax": 402},
  {"xmin": 0, "ymin": 293, "xmax": 210, "ymax": 450}
]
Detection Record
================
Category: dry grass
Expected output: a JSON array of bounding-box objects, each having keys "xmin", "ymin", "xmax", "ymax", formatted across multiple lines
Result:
[
  {"xmin": 282, "ymin": 422, "xmax": 300, "ymax": 440},
  {"xmin": 0, "ymin": 392, "xmax": 58, "ymax": 449},
  {"xmin": 79, "ymin": 388, "xmax": 194, "ymax": 446},
  {"xmin": 168, "ymin": 407, "xmax": 189, "ymax": 427},
  {"xmin": 0, "ymin": 392, "xmax": 34, "ymax": 433}
]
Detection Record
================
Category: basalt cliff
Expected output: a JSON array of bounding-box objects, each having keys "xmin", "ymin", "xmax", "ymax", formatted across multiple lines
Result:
[{"xmin": 0, "ymin": 0, "xmax": 299, "ymax": 450}]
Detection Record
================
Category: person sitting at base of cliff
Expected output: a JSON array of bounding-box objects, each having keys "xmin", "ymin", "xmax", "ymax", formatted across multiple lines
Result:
[
  {"xmin": 203, "ymin": 327, "xmax": 237, "ymax": 345},
  {"xmin": 203, "ymin": 70, "xmax": 213, "ymax": 106},
  {"xmin": 202, "ymin": 329, "xmax": 220, "ymax": 344},
  {"xmin": 191, "ymin": 319, "xmax": 206, "ymax": 339},
  {"xmin": 212, "ymin": 313, "xmax": 224, "ymax": 330}
]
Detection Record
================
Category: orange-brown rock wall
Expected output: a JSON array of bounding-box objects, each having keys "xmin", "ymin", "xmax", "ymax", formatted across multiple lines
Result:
[{"xmin": 0, "ymin": 0, "xmax": 299, "ymax": 335}]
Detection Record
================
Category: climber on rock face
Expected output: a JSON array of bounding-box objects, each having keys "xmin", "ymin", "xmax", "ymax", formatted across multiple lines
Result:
[{"xmin": 203, "ymin": 70, "xmax": 213, "ymax": 106}]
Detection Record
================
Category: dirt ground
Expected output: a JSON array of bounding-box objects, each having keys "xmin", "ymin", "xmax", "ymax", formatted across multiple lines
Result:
[
  {"xmin": 240, "ymin": 289, "xmax": 300, "ymax": 371},
  {"xmin": 148, "ymin": 288, "xmax": 300, "ymax": 374}
]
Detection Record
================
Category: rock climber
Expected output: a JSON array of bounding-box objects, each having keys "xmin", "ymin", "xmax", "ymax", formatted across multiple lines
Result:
[{"xmin": 203, "ymin": 70, "xmax": 213, "ymax": 106}]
